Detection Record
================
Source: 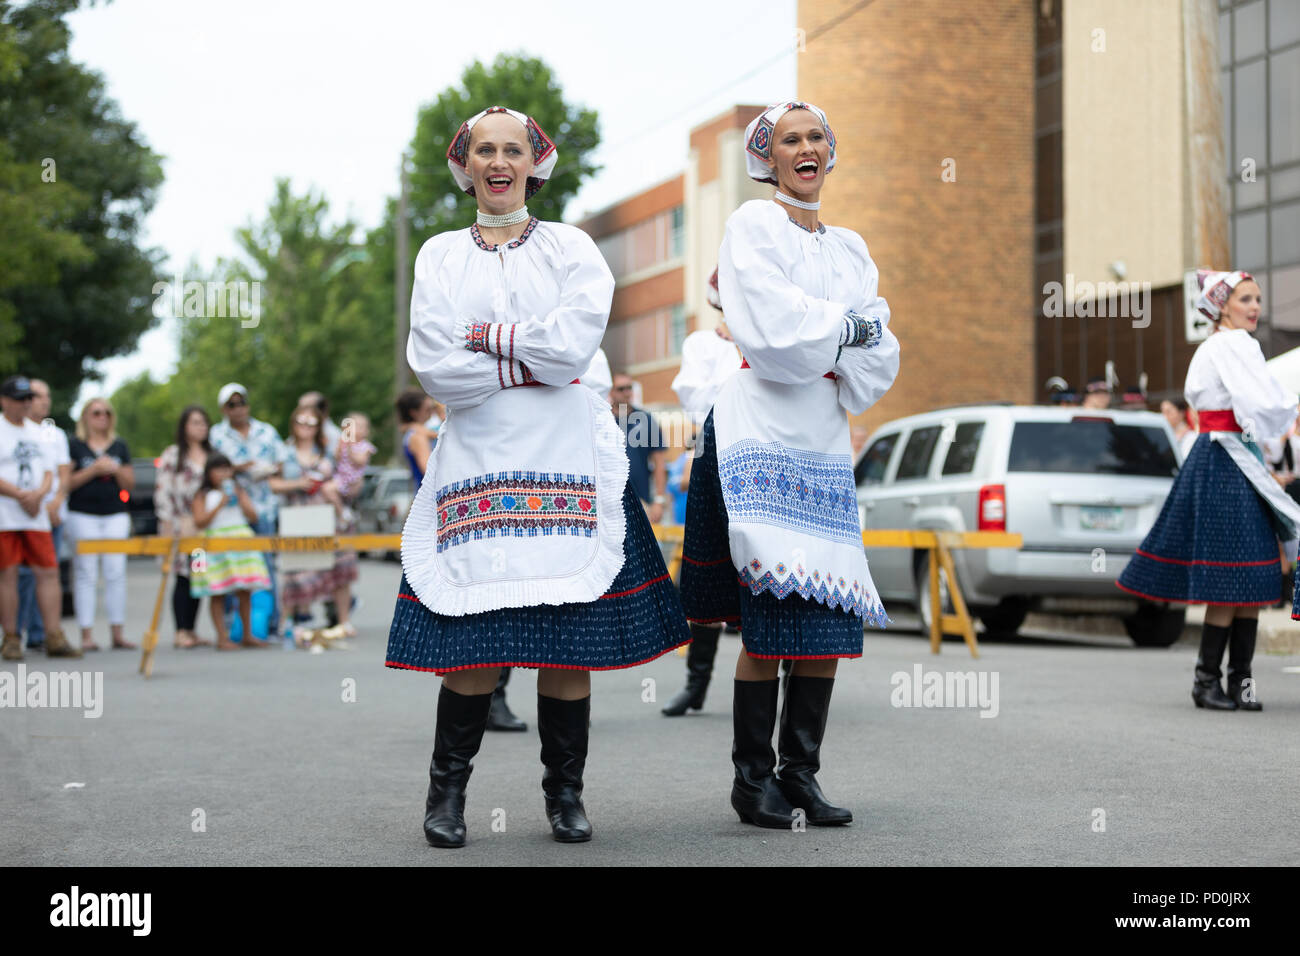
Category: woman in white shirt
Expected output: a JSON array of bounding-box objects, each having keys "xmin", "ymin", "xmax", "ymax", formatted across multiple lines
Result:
[
  {"xmin": 386, "ymin": 107, "xmax": 689, "ymax": 848},
  {"xmin": 680, "ymin": 102, "xmax": 900, "ymax": 828},
  {"xmin": 1118, "ymin": 271, "xmax": 1300, "ymax": 711}
]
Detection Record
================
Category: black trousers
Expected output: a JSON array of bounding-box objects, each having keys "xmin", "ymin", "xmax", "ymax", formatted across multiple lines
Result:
[{"xmin": 173, "ymin": 574, "xmax": 201, "ymax": 630}]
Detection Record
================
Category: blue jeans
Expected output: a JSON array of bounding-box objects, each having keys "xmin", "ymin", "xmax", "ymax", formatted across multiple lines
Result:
[
  {"xmin": 18, "ymin": 524, "xmax": 62, "ymax": 646},
  {"xmin": 226, "ymin": 512, "xmax": 278, "ymax": 633}
]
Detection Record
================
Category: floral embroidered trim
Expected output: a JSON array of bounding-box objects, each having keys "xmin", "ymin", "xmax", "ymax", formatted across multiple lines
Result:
[
  {"xmin": 787, "ymin": 216, "xmax": 826, "ymax": 235},
  {"xmin": 465, "ymin": 322, "xmax": 492, "ymax": 354},
  {"xmin": 435, "ymin": 471, "xmax": 598, "ymax": 552},
  {"xmin": 842, "ymin": 311, "xmax": 883, "ymax": 349},
  {"xmin": 470, "ymin": 216, "xmax": 540, "ymax": 252}
]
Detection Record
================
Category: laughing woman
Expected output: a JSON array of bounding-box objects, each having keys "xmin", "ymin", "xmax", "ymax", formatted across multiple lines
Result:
[
  {"xmin": 680, "ymin": 102, "xmax": 900, "ymax": 828},
  {"xmin": 386, "ymin": 106, "xmax": 690, "ymax": 848}
]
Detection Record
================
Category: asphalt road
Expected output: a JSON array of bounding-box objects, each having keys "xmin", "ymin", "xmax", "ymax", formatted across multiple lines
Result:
[{"xmin": 3, "ymin": 557, "xmax": 1298, "ymax": 866}]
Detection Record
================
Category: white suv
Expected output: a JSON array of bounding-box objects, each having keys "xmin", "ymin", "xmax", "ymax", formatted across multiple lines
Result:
[{"xmin": 855, "ymin": 404, "xmax": 1185, "ymax": 646}]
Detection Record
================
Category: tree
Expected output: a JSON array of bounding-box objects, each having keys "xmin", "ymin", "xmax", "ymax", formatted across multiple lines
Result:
[
  {"xmin": 0, "ymin": 0, "xmax": 164, "ymax": 415},
  {"xmin": 364, "ymin": 52, "xmax": 602, "ymax": 375}
]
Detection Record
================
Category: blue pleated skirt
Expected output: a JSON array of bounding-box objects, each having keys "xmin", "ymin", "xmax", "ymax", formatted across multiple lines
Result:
[
  {"xmin": 679, "ymin": 413, "xmax": 865, "ymax": 660},
  {"xmin": 385, "ymin": 483, "xmax": 691, "ymax": 674},
  {"xmin": 1117, "ymin": 434, "xmax": 1281, "ymax": 606}
]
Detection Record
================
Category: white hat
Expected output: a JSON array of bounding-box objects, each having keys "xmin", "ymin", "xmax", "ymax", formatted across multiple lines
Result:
[
  {"xmin": 1195, "ymin": 269, "xmax": 1256, "ymax": 321},
  {"xmin": 446, "ymin": 106, "xmax": 558, "ymax": 200},
  {"xmin": 743, "ymin": 101, "xmax": 837, "ymax": 186},
  {"xmin": 218, "ymin": 382, "xmax": 248, "ymax": 407}
]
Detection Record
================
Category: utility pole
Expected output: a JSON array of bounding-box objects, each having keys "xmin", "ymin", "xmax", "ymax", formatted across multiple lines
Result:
[{"xmin": 394, "ymin": 150, "xmax": 411, "ymax": 453}]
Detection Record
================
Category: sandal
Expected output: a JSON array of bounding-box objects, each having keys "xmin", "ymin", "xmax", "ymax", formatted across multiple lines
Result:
[
  {"xmin": 112, "ymin": 640, "xmax": 139, "ymax": 650},
  {"xmin": 174, "ymin": 634, "xmax": 200, "ymax": 650},
  {"xmin": 82, "ymin": 642, "xmax": 102, "ymax": 652}
]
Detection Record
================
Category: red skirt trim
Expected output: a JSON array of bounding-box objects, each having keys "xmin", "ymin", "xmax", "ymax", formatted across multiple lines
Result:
[
  {"xmin": 1134, "ymin": 547, "xmax": 1278, "ymax": 569},
  {"xmin": 1115, "ymin": 580, "xmax": 1275, "ymax": 608}
]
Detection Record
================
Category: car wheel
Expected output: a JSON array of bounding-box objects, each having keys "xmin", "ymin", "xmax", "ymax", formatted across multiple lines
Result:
[
  {"xmin": 974, "ymin": 598, "xmax": 1029, "ymax": 640},
  {"xmin": 914, "ymin": 552, "xmax": 955, "ymax": 634},
  {"xmin": 1123, "ymin": 601, "xmax": 1186, "ymax": 647}
]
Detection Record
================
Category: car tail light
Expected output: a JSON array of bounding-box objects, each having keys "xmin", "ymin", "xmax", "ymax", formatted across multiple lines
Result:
[
  {"xmin": 388, "ymin": 503, "xmax": 398, "ymax": 519},
  {"xmin": 119, "ymin": 489, "xmax": 130, "ymax": 504},
  {"xmin": 978, "ymin": 484, "xmax": 1005, "ymax": 531}
]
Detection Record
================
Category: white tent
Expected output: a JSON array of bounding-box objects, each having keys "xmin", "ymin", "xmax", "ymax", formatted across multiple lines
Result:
[{"xmin": 1266, "ymin": 346, "xmax": 1300, "ymax": 396}]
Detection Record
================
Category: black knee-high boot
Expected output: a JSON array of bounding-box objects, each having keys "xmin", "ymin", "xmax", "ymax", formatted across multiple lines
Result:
[
  {"xmin": 1227, "ymin": 617, "xmax": 1263, "ymax": 711},
  {"xmin": 662, "ymin": 624, "xmax": 720, "ymax": 716},
  {"xmin": 424, "ymin": 685, "xmax": 494, "ymax": 848},
  {"xmin": 776, "ymin": 675, "xmax": 852, "ymax": 825},
  {"xmin": 1192, "ymin": 622, "xmax": 1236, "ymax": 710},
  {"xmin": 538, "ymin": 694, "xmax": 593, "ymax": 843},
  {"xmin": 731, "ymin": 679, "xmax": 796, "ymax": 828}
]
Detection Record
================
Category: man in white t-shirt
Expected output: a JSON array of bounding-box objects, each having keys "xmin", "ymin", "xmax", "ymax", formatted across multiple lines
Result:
[
  {"xmin": 17, "ymin": 378, "xmax": 71, "ymax": 648},
  {"xmin": 0, "ymin": 376, "xmax": 80, "ymax": 660}
]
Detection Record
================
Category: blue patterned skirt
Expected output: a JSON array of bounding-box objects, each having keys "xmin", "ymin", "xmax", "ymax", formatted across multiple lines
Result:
[
  {"xmin": 1117, "ymin": 434, "xmax": 1281, "ymax": 606},
  {"xmin": 385, "ymin": 483, "xmax": 691, "ymax": 674},
  {"xmin": 679, "ymin": 413, "xmax": 865, "ymax": 660}
]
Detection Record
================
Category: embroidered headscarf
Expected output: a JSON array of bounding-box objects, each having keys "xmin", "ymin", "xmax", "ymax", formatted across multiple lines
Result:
[
  {"xmin": 743, "ymin": 101, "xmax": 837, "ymax": 186},
  {"xmin": 446, "ymin": 106, "xmax": 558, "ymax": 200},
  {"xmin": 1196, "ymin": 269, "xmax": 1256, "ymax": 321}
]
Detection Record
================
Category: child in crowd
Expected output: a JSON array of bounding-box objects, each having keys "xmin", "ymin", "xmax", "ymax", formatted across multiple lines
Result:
[
  {"xmin": 334, "ymin": 411, "xmax": 376, "ymax": 503},
  {"xmin": 191, "ymin": 453, "xmax": 272, "ymax": 650}
]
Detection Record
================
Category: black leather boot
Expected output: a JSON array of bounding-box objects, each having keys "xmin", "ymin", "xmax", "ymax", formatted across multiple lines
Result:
[
  {"xmin": 662, "ymin": 624, "xmax": 720, "ymax": 716},
  {"xmin": 1226, "ymin": 617, "xmax": 1263, "ymax": 711},
  {"xmin": 487, "ymin": 667, "xmax": 527, "ymax": 731},
  {"xmin": 538, "ymin": 694, "xmax": 593, "ymax": 843},
  {"xmin": 777, "ymin": 675, "xmax": 852, "ymax": 825},
  {"xmin": 1191, "ymin": 622, "xmax": 1236, "ymax": 710},
  {"xmin": 731, "ymin": 679, "xmax": 797, "ymax": 829},
  {"xmin": 424, "ymin": 685, "xmax": 494, "ymax": 848}
]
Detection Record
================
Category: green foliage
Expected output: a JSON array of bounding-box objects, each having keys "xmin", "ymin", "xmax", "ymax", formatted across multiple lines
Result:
[{"xmin": 0, "ymin": 0, "xmax": 165, "ymax": 416}]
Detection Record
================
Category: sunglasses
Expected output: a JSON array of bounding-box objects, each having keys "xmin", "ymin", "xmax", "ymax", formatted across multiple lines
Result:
[
  {"xmin": 224, "ymin": 397, "xmax": 247, "ymax": 408},
  {"xmin": 611, "ymin": 385, "xmax": 634, "ymax": 392},
  {"xmin": 88, "ymin": 408, "xmax": 111, "ymax": 417}
]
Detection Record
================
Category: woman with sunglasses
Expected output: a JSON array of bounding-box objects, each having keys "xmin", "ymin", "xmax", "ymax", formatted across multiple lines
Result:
[
  {"xmin": 272, "ymin": 405, "xmax": 358, "ymax": 639},
  {"xmin": 65, "ymin": 397, "xmax": 136, "ymax": 651}
]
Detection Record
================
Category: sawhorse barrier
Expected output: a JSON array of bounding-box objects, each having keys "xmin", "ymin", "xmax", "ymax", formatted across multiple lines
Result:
[{"xmin": 78, "ymin": 527, "xmax": 1021, "ymax": 674}]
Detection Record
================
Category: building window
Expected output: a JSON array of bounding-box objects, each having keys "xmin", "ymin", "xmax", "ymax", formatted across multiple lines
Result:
[
  {"xmin": 670, "ymin": 206, "xmax": 685, "ymax": 257},
  {"xmin": 594, "ymin": 207, "xmax": 686, "ymax": 281},
  {"xmin": 670, "ymin": 304, "xmax": 686, "ymax": 354},
  {"xmin": 603, "ymin": 303, "xmax": 687, "ymax": 369}
]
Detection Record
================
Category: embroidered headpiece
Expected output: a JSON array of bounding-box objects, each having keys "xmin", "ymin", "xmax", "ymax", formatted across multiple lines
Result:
[
  {"xmin": 1196, "ymin": 269, "xmax": 1256, "ymax": 321},
  {"xmin": 446, "ymin": 106, "xmax": 558, "ymax": 200},
  {"xmin": 743, "ymin": 101, "xmax": 837, "ymax": 186}
]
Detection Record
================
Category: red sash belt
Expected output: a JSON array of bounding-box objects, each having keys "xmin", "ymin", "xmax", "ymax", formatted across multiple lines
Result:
[
  {"xmin": 1197, "ymin": 409, "xmax": 1240, "ymax": 432},
  {"xmin": 739, "ymin": 358, "xmax": 837, "ymax": 381}
]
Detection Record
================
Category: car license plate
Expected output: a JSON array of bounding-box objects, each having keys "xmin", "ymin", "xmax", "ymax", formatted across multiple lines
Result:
[{"xmin": 1080, "ymin": 506, "xmax": 1124, "ymax": 531}]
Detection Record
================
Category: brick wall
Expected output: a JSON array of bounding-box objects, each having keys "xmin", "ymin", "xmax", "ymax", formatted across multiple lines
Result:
[{"xmin": 798, "ymin": 0, "xmax": 1038, "ymax": 436}]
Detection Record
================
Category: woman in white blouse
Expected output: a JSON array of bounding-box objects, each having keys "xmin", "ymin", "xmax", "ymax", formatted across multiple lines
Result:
[
  {"xmin": 386, "ymin": 107, "xmax": 689, "ymax": 848},
  {"xmin": 1119, "ymin": 271, "xmax": 1300, "ymax": 711},
  {"xmin": 680, "ymin": 102, "xmax": 900, "ymax": 828}
]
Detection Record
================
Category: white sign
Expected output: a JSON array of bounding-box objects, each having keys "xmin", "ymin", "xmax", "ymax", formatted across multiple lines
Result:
[
  {"xmin": 1185, "ymin": 270, "xmax": 1212, "ymax": 343},
  {"xmin": 276, "ymin": 504, "xmax": 336, "ymax": 571}
]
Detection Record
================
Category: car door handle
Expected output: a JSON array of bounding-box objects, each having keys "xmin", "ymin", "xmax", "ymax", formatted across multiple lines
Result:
[{"xmin": 904, "ymin": 497, "xmax": 920, "ymax": 508}]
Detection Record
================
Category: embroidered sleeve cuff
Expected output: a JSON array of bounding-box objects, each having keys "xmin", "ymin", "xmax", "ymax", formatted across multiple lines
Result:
[
  {"xmin": 463, "ymin": 322, "xmax": 519, "ymax": 359},
  {"xmin": 842, "ymin": 311, "xmax": 883, "ymax": 349},
  {"xmin": 494, "ymin": 356, "xmax": 535, "ymax": 389}
]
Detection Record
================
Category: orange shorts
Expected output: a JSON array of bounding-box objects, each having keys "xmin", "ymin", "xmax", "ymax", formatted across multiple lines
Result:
[{"xmin": 0, "ymin": 530, "xmax": 57, "ymax": 570}]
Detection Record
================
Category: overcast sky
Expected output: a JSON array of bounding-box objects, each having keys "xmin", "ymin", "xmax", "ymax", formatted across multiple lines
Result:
[{"xmin": 65, "ymin": 0, "xmax": 798, "ymax": 409}]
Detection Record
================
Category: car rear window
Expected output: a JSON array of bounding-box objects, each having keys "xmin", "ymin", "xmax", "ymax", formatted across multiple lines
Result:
[
  {"xmin": 895, "ymin": 426, "xmax": 942, "ymax": 481},
  {"xmin": 940, "ymin": 422, "xmax": 984, "ymax": 476},
  {"xmin": 1007, "ymin": 420, "xmax": 1177, "ymax": 477},
  {"xmin": 855, "ymin": 434, "xmax": 899, "ymax": 485}
]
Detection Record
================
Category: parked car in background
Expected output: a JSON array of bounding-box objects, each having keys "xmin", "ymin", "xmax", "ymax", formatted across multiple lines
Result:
[
  {"xmin": 855, "ymin": 404, "xmax": 1185, "ymax": 646},
  {"xmin": 127, "ymin": 458, "xmax": 157, "ymax": 537},
  {"xmin": 356, "ymin": 467, "xmax": 415, "ymax": 560}
]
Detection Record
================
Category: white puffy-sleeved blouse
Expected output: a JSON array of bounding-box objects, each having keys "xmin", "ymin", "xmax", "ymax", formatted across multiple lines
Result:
[
  {"xmin": 1184, "ymin": 328, "xmax": 1298, "ymax": 442},
  {"xmin": 400, "ymin": 219, "xmax": 630, "ymax": 616},
  {"xmin": 1184, "ymin": 327, "xmax": 1300, "ymax": 537},
  {"xmin": 710, "ymin": 200, "xmax": 900, "ymax": 623},
  {"xmin": 671, "ymin": 329, "xmax": 742, "ymax": 421}
]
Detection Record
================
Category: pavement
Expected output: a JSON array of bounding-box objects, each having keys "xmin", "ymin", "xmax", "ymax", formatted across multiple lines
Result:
[{"xmin": 3, "ymin": 557, "xmax": 1299, "ymax": 867}]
